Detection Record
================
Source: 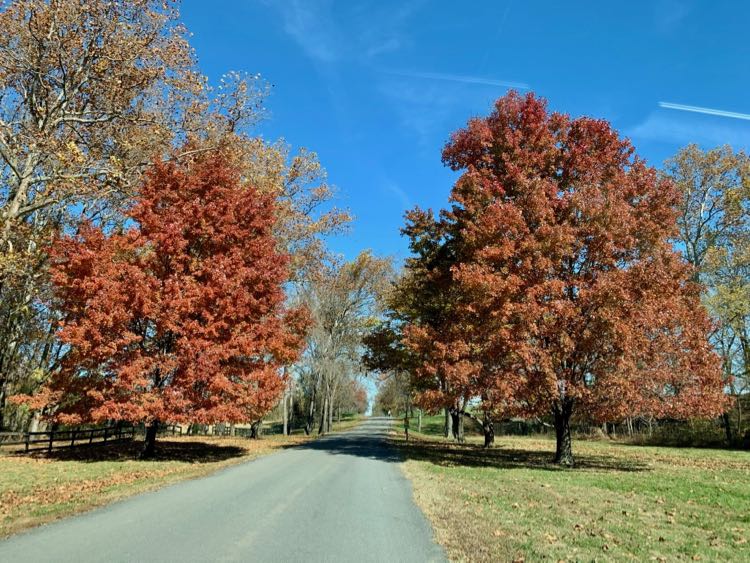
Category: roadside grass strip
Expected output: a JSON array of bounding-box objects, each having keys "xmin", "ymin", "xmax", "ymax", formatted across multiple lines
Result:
[
  {"xmin": 0, "ymin": 417, "xmax": 363, "ymax": 538},
  {"xmin": 397, "ymin": 431, "xmax": 750, "ymax": 562}
]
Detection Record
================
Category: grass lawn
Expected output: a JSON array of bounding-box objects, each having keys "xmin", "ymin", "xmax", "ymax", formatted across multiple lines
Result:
[
  {"xmin": 396, "ymin": 417, "xmax": 750, "ymax": 562},
  {"xmin": 0, "ymin": 416, "xmax": 362, "ymax": 538}
]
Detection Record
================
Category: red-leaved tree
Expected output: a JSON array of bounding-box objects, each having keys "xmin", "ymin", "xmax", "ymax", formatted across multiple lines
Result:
[
  {"xmin": 32, "ymin": 151, "xmax": 307, "ymax": 457},
  {"xmin": 407, "ymin": 92, "xmax": 727, "ymax": 465},
  {"xmin": 399, "ymin": 209, "xmax": 506, "ymax": 446}
]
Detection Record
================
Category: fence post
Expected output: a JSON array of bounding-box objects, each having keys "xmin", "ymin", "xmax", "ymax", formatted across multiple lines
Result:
[
  {"xmin": 25, "ymin": 433, "xmax": 30, "ymax": 453},
  {"xmin": 48, "ymin": 431, "xmax": 53, "ymax": 452},
  {"xmin": 70, "ymin": 429, "xmax": 77, "ymax": 448},
  {"xmin": 89, "ymin": 429, "xmax": 94, "ymax": 444},
  {"xmin": 104, "ymin": 426, "xmax": 109, "ymax": 444}
]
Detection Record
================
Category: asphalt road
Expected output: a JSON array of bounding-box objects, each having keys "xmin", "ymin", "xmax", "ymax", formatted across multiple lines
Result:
[{"xmin": 0, "ymin": 417, "xmax": 445, "ymax": 563}]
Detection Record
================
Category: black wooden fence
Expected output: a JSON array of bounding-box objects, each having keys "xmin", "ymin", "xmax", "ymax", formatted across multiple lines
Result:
[
  {"xmin": 0, "ymin": 425, "xmax": 135, "ymax": 452},
  {"xmin": 0, "ymin": 420, "xmax": 282, "ymax": 454}
]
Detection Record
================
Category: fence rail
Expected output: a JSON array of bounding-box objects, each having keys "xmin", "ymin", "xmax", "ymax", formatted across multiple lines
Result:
[
  {"xmin": 0, "ymin": 425, "xmax": 135, "ymax": 452},
  {"xmin": 0, "ymin": 419, "xmax": 288, "ymax": 454}
]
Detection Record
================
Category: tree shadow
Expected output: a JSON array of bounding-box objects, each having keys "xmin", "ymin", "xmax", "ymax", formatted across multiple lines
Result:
[
  {"xmin": 287, "ymin": 418, "xmax": 648, "ymax": 472},
  {"xmin": 296, "ymin": 428, "xmax": 404, "ymax": 463},
  {"xmin": 618, "ymin": 440, "xmax": 745, "ymax": 453},
  {"xmin": 22, "ymin": 439, "xmax": 247, "ymax": 464},
  {"xmin": 394, "ymin": 437, "xmax": 651, "ymax": 472}
]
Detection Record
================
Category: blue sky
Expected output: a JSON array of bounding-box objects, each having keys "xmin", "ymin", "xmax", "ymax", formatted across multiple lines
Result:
[{"xmin": 181, "ymin": 0, "xmax": 750, "ymax": 262}]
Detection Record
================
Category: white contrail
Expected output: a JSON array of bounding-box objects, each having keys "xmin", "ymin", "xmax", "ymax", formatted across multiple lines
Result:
[
  {"xmin": 659, "ymin": 101, "xmax": 750, "ymax": 121},
  {"xmin": 386, "ymin": 70, "xmax": 530, "ymax": 90}
]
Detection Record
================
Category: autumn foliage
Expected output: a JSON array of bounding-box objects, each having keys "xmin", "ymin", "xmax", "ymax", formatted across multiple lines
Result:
[
  {"xmin": 402, "ymin": 92, "xmax": 727, "ymax": 464},
  {"xmin": 32, "ymin": 151, "xmax": 307, "ymax": 455}
]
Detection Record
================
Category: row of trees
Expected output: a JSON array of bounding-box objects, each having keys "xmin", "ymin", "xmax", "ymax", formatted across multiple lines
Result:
[
  {"xmin": 292, "ymin": 252, "xmax": 390, "ymax": 436},
  {"xmin": 0, "ymin": 0, "xmax": 365, "ymax": 456},
  {"xmin": 368, "ymin": 92, "xmax": 740, "ymax": 465},
  {"xmin": 2, "ymin": 1, "xmax": 744, "ymax": 464}
]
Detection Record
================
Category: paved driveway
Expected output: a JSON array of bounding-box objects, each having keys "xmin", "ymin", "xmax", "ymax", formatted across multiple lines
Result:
[{"xmin": 0, "ymin": 417, "xmax": 445, "ymax": 562}]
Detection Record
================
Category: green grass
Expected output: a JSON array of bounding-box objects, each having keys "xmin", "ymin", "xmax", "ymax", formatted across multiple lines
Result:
[
  {"xmin": 0, "ymin": 415, "xmax": 362, "ymax": 538},
  {"xmin": 410, "ymin": 414, "xmax": 483, "ymax": 437},
  {"xmin": 396, "ymin": 426, "xmax": 750, "ymax": 562}
]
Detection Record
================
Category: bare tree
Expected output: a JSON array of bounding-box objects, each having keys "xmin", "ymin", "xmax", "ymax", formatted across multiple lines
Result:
[{"xmin": 298, "ymin": 252, "xmax": 391, "ymax": 435}]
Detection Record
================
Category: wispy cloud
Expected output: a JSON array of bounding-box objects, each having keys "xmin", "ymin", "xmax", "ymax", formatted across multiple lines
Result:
[
  {"xmin": 385, "ymin": 70, "xmax": 530, "ymax": 90},
  {"xmin": 383, "ymin": 182, "xmax": 412, "ymax": 210},
  {"xmin": 658, "ymin": 101, "xmax": 750, "ymax": 121},
  {"xmin": 628, "ymin": 111, "xmax": 750, "ymax": 148},
  {"xmin": 265, "ymin": 0, "xmax": 418, "ymax": 63},
  {"xmin": 653, "ymin": 0, "xmax": 690, "ymax": 32},
  {"xmin": 365, "ymin": 37, "xmax": 402, "ymax": 58},
  {"xmin": 378, "ymin": 70, "xmax": 529, "ymax": 149},
  {"xmin": 479, "ymin": 1, "xmax": 514, "ymax": 74},
  {"xmin": 267, "ymin": 0, "xmax": 340, "ymax": 63},
  {"xmin": 378, "ymin": 79, "xmax": 459, "ymax": 149}
]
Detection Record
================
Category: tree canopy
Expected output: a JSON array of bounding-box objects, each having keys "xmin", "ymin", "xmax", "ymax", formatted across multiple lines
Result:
[
  {"xmin": 26, "ymin": 151, "xmax": 307, "ymax": 456},
  {"xmin": 397, "ymin": 92, "xmax": 727, "ymax": 464}
]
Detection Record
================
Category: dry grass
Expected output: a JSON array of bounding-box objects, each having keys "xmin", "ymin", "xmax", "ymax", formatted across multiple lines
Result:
[
  {"xmin": 0, "ymin": 417, "xmax": 362, "ymax": 538},
  {"xmin": 397, "ymin": 431, "xmax": 750, "ymax": 562}
]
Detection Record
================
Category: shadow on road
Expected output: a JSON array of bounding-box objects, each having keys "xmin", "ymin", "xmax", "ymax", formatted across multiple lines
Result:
[
  {"xmin": 295, "ymin": 418, "xmax": 403, "ymax": 463},
  {"xmin": 298, "ymin": 417, "xmax": 649, "ymax": 472}
]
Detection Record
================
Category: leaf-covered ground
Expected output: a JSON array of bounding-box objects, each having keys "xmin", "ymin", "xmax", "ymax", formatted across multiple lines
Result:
[
  {"xmin": 0, "ymin": 417, "xmax": 363, "ymax": 538},
  {"xmin": 397, "ymin": 428, "xmax": 750, "ymax": 562}
]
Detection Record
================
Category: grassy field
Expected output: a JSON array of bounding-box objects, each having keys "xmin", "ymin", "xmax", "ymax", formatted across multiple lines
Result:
[
  {"xmin": 396, "ymin": 416, "xmax": 750, "ymax": 562},
  {"xmin": 0, "ymin": 416, "xmax": 362, "ymax": 538}
]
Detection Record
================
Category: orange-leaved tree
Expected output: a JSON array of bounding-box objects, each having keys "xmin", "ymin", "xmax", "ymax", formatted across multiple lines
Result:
[
  {"xmin": 31, "ymin": 151, "xmax": 307, "ymax": 457},
  {"xmin": 399, "ymin": 205, "xmax": 522, "ymax": 447},
  {"xmin": 408, "ymin": 91, "xmax": 727, "ymax": 465}
]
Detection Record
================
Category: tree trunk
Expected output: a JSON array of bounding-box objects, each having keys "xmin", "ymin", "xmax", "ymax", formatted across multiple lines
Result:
[
  {"xmin": 141, "ymin": 420, "xmax": 159, "ymax": 459},
  {"xmin": 28, "ymin": 410, "xmax": 42, "ymax": 433},
  {"xmin": 327, "ymin": 390, "xmax": 333, "ymax": 432},
  {"xmin": 737, "ymin": 396, "xmax": 743, "ymax": 437},
  {"xmin": 722, "ymin": 412, "xmax": 734, "ymax": 445},
  {"xmin": 483, "ymin": 413, "xmax": 494, "ymax": 448},
  {"xmin": 553, "ymin": 402, "xmax": 574, "ymax": 466},
  {"xmin": 443, "ymin": 407, "xmax": 449, "ymax": 438},
  {"xmin": 282, "ymin": 386, "xmax": 288, "ymax": 437},
  {"xmin": 462, "ymin": 410, "xmax": 494, "ymax": 448},
  {"xmin": 250, "ymin": 419, "xmax": 263, "ymax": 439},
  {"xmin": 318, "ymin": 394, "xmax": 328, "ymax": 435},
  {"xmin": 0, "ymin": 381, "xmax": 6, "ymax": 431},
  {"xmin": 418, "ymin": 409, "xmax": 422, "ymax": 433},
  {"xmin": 288, "ymin": 384, "xmax": 294, "ymax": 435},
  {"xmin": 305, "ymin": 384, "xmax": 316, "ymax": 435},
  {"xmin": 449, "ymin": 408, "xmax": 464, "ymax": 443}
]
